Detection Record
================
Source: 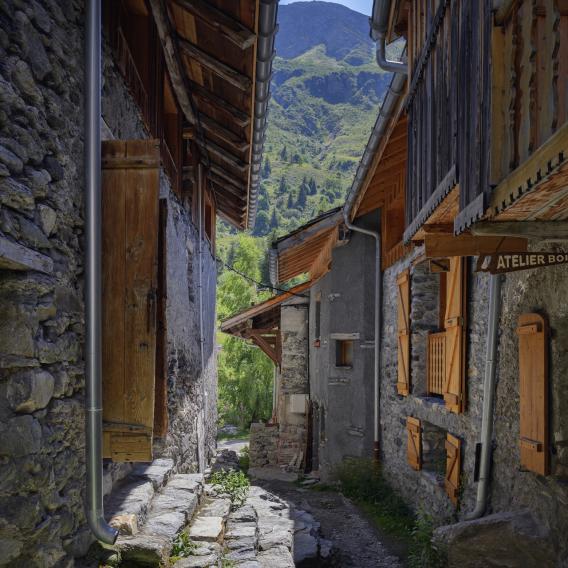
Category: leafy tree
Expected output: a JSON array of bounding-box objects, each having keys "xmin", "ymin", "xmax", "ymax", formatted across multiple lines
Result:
[{"xmin": 217, "ymin": 234, "xmax": 273, "ymax": 428}]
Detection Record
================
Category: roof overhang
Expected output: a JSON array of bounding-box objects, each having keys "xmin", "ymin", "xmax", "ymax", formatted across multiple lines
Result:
[
  {"xmin": 150, "ymin": 0, "xmax": 278, "ymax": 230},
  {"xmin": 269, "ymin": 208, "xmax": 344, "ymax": 285}
]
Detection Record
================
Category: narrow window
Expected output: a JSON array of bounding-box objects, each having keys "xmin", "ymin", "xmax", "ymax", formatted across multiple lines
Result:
[{"xmin": 335, "ymin": 339, "xmax": 353, "ymax": 368}]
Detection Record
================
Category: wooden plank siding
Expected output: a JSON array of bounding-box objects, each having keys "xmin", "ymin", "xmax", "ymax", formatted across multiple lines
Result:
[{"xmin": 404, "ymin": 0, "xmax": 493, "ymax": 238}]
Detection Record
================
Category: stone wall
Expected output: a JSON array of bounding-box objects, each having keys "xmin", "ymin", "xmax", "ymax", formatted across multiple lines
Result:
[
  {"xmin": 0, "ymin": 2, "xmax": 217, "ymax": 565},
  {"xmin": 379, "ymin": 243, "xmax": 568, "ymax": 563},
  {"xmin": 249, "ymin": 423, "xmax": 278, "ymax": 468}
]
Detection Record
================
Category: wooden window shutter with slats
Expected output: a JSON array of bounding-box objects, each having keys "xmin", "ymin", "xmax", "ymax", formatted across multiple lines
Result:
[
  {"xmin": 397, "ymin": 269, "xmax": 411, "ymax": 395},
  {"xmin": 517, "ymin": 313, "xmax": 549, "ymax": 476},
  {"xmin": 445, "ymin": 433, "xmax": 461, "ymax": 505},
  {"xmin": 443, "ymin": 257, "xmax": 467, "ymax": 413},
  {"xmin": 102, "ymin": 140, "xmax": 160, "ymax": 462},
  {"xmin": 406, "ymin": 417, "xmax": 422, "ymax": 470}
]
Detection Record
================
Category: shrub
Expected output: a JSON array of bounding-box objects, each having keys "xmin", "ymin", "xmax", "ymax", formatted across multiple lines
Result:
[
  {"xmin": 210, "ymin": 470, "xmax": 250, "ymax": 509},
  {"xmin": 170, "ymin": 532, "xmax": 196, "ymax": 560},
  {"xmin": 239, "ymin": 445, "xmax": 250, "ymax": 473},
  {"xmin": 407, "ymin": 511, "xmax": 447, "ymax": 568}
]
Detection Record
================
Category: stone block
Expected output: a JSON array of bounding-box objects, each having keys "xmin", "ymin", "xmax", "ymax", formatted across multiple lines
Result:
[
  {"xmin": 150, "ymin": 489, "xmax": 198, "ymax": 521},
  {"xmin": 200, "ymin": 497, "xmax": 231, "ymax": 519},
  {"xmin": 0, "ymin": 415, "xmax": 42, "ymax": 457},
  {"xmin": 130, "ymin": 459, "xmax": 175, "ymax": 490},
  {"xmin": 7, "ymin": 368, "xmax": 54, "ymax": 413},
  {"xmin": 175, "ymin": 554, "xmax": 219, "ymax": 567},
  {"xmin": 167, "ymin": 473, "xmax": 204, "ymax": 495},
  {"xmin": 117, "ymin": 534, "xmax": 170, "ymax": 567},
  {"xmin": 256, "ymin": 545, "xmax": 294, "ymax": 568},
  {"xmin": 433, "ymin": 511, "xmax": 556, "ymax": 568},
  {"xmin": 188, "ymin": 516, "xmax": 224, "ymax": 542},
  {"xmin": 107, "ymin": 480, "xmax": 155, "ymax": 522},
  {"xmin": 109, "ymin": 513, "xmax": 138, "ymax": 536},
  {"xmin": 142, "ymin": 511, "xmax": 186, "ymax": 539}
]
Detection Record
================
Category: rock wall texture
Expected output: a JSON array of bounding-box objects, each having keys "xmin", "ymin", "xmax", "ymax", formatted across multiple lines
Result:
[
  {"xmin": 249, "ymin": 423, "xmax": 278, "ymax": 468},
  {"xmin": 0, "ymin": 2, "xmax": 217, "ymax": 565},
  {"xmin": 308, "ymin": 215, "xmax": 377, "ymax": 481},
  {"xmin": 379, "ymin": 244, "xmax": 568, "ymax": 564}
]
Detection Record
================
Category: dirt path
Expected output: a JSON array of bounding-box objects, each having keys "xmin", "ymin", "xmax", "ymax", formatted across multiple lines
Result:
[{"xmin": 255, "ymin": 479, "xmax": 406, "ymax": 568}]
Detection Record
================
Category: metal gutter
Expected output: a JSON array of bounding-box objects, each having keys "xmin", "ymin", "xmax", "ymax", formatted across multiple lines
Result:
[
  {"xmin": 370, "ymin": 0, "xmax": 407, "ymax": 74},
  {"xmin": 84, "ymin": 0, "xmax": 119, "ymax": 545},
  {"xmin": 248, "ymin": 0, "xmax": 279, "ymax": 229},
  {"xmin": 466, "ymin": 274, "xmax": 502, "ymax": 520}
]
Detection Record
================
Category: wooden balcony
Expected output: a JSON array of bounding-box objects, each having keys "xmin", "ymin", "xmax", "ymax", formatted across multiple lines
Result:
[{"xmin": 427, "ymin": 331, "xmax": 446, "ymax": 396}]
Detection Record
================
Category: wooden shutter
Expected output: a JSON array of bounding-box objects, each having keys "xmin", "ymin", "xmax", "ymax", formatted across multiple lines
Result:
[
  {"xmin": 397, "ymin": 269, "xmax": 411, "ymax": 395},
  {"xmin": 443, "ymin": 257, "xmax": 466, "ymax": 413},
  {"xmin": 406, "ymin": 417, "xmax": 422, "ymax": 470},
  {"xmin": 102, "ymin": 140, "xmax": 160, "ymax": 462},
  {"xmin": 445, "ymin": 433, "xmax": 461, "ymax": 505},
  {"xmin": 517, "ymin": 313, "xmax": 549, "ymax": 476}
]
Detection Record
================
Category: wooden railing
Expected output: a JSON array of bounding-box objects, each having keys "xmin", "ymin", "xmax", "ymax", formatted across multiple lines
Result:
[
  {"xmin": 427, "ymin": 331, "xmax": 446, "ymax": 396},
  {"xmin": 161, "ymin": 140, "xmax": 178, "ymax": 191}
]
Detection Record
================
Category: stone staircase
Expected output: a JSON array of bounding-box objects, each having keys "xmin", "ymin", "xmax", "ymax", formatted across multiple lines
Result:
[{"xmin": 86, "ymin": 454, "xmax": 328, "ymax": 567}]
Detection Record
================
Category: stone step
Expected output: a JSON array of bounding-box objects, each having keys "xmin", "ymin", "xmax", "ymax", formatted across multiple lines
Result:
[
  {"xmin": 106, "ymin": 458, "xmax": 176, "ymax": 534},
  {"xmin": 114, "ymin": 472, "xmax": 205, "ymax": 566}
]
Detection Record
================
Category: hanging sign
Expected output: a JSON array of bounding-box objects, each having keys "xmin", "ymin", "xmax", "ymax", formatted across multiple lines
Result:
[{"xmin": 476, "ymin": 252, "xmax": 568, "ymax": 274}]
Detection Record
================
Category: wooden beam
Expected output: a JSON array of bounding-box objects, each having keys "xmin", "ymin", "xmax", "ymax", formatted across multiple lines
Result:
[
  {"xmin": 188, "ymin": 80, "xmax": 250, "ymax": 127},
  {"xmin": 471, "ymin": 221, "xmax": 568, "ymax": 240},
  {"xmin": 208, "ymin": 164, "xmax": 247, "ymax": 190},
  {"xmin": 211, "ymin": 187, "xmax": 247, "ymax": 212},
  {"xmin": 221, "ymin": 280, "xmax": 313, "ymax": 331},
  {"xmin": 172, "ymin": 0, "xmax": 256, "ymax": 50},
  {"xmin": 185, "ymin": 115, "xmax": 249, "ymax": 152},
  {"xmin": 274, "ymin": 211, "xmax": 343, "ymax": 253},
  {"xmin": 424, "ymin": 234, "xmax": 528, "ymax": 258},
  {"xmin": 179, "ymin": 35, "xmax": 252, "ymax": 91},
  {"xmin": 422, "ymin": 223, "xmax": 455, "ymax": 235},
  {"xmin": 209, "ymin": 176, "xmax": 245, "ymax": 200},
  {"xmin": 249, "ymin": 331, "xmax": 280, "ymax": 365},
  {"xmin": 217, "ymin": 207, "xmax": 245, "ymax": 228},
  {"xmin": 200, "ymin": 138, "xmax": 248, "ymax": 173},
  {"xmin": 149, "ymin": 0, "xmax": 197, "ymax": 124},
  {"xmin": 489, "ymin": 122, "xmax": 568, "ymax": 216}
]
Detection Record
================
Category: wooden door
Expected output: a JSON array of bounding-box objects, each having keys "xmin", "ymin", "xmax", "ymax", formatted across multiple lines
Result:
[
  {"xmin": 444, "ymin": 257, "xmax": 466, "ymax": 413},
  {"xmin": 102, "ymin": 140, "xmax": 160, "ymax": 462},
  {"xmin": 397, "ymin": 269, "xmax": 411, "ymax": 396},
  {"xmin": 517, "ymin": 313, "xmax": 549, "ymax": 476}
]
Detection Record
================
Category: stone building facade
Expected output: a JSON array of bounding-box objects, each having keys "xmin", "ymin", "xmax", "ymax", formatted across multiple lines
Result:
[{"xmin": 0, "ymin": 1, "xmax": 219, "ymax": 565}]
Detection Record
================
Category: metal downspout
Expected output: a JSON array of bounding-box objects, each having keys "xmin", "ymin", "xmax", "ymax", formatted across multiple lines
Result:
[
  {"xmin": 370, "ymin": 1, "xmax": 407, "ymax": 74},
  {"xmin": 466, "ymin": 274, "xmax": 502, "ymax": 520},
  {"xmin": 197, "ymin": 165, "xmax": 206, "ymax": 472},
  {"xmin": 84, "ymin": 0, "xmax": 119, "ymax": 545},
  {"xmin": 342, "ymin": 212, "xmax": 381, "ymax": 462}
]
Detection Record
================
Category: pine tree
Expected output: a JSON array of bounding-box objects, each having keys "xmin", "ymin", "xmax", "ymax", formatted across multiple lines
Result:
[
  {"xmin": 277, "ymin": 176, "xmax": 287, "ymax": 196},
  {"xmin": 296, "ymin": 185, "xmax": 307, "ymax": 209},
  {"xmin": 309, "ymin": 178, "xmax": 317, "ymax": 195},
  {"xmin": 287, "ymin": 193, "xmax": 295, "ymax": 209},
  {"xmin": 279, "ymin": 145, "xmax": 288, "ymax": 161},
  {"xmin": 262, "ymin": 158, "xmax": 271, "ymax": 178},
  {"xmin": 269, "ymin": 209, "xmax": 279, "ymax": 229}
]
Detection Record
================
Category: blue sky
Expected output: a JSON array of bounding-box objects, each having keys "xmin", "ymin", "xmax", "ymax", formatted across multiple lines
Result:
[{"xmin": 279, "ymin": 0, "xmax": 373, "ymax": 16}]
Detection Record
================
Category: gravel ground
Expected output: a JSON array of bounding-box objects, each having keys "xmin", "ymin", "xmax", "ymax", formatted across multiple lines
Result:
[{"xmin": 255, "ymin": 479, "xmax": 406, "ymax": 568}]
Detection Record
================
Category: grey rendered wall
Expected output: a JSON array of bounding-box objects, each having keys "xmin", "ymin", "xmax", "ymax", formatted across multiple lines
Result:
[
  {"xmin": 379, "ymin": 243, "xmax": 568, "ymax": 563},
  {"xmin": 0, "ymin": 3, "xmax": 216, "ymax": 565},
  {"xmin": 308, "ymin": 213, "xmax": 377, "ymax": 480}
]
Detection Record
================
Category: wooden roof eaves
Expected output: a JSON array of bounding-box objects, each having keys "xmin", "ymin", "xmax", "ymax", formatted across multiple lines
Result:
[
  {"xmin": 220, "ymin": 280, "xmax": 313, "ymax": 332},
  {"xmin": 350, "ymin": 96, "xmax": 407, "ymax": 220}
]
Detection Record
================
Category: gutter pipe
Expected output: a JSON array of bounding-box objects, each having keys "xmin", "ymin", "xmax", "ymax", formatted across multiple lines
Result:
[
  {"xmin": 466, "ymin": 274, "xmax": 502, "ymax": 520},
  {"xmin": 342, "ymin": 212, "xmax": 382, "ymax": 462},
  {"xmin": 370, "ymin": 0, "xmax": 407, "ymax": 74},
  {"xmin": 247, "ymin": 0, "xmax": 279, "ymax": 229},
  {"xmin": 84, "ymin": 0, "xmax": 119, "ymax": 545},
  {"xmin": 197, "ymin": 165, "xmax": 206, "ymax": 472}
]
